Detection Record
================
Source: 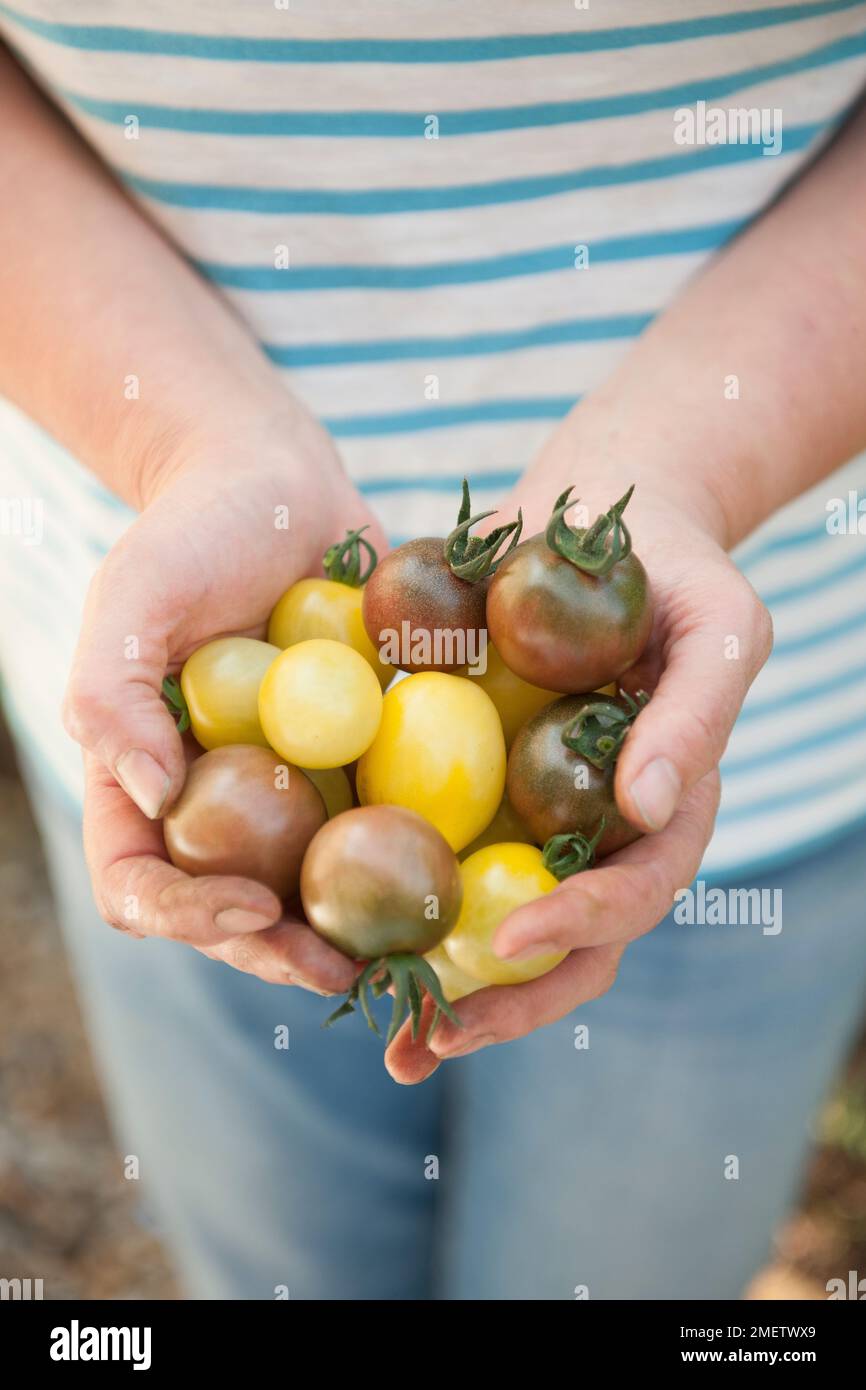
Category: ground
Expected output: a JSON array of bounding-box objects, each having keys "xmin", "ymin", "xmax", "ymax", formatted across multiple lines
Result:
[{"xmin": 0, "ymin": 718, "xmax": 863, "ymax": 1300}]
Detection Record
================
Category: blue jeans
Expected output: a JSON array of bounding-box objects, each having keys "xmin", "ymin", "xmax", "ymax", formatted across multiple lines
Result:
[{"xmin": 26, "ymin": 762, "xmax": 866, "ymax": 1300}]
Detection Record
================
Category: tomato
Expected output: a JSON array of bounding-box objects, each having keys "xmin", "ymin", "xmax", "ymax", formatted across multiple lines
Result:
[
  {"xmin": 459, "ymin": 793, "xmax": 536, "ymax": 859},
  {"xmin": 362, "ymin": 480, "xmax": 521, "ymax": 674},
  {"xmin": 179, "ymin": 637, "xmax": 280, "ymax": 750},
  {"xmin": 164, "ymin": 745, "xmax": 326, "ymax": 899},
  {"xmin": 301, "ymin": 805, "xmax": 464, "ymax": 1042},
  {"xmin": 269, "ymin": 580, "xmax": 391, "ymax": 689},
  {"xmin": 444, "ymin": 843, "xmax": 566, "ymax": 985},
  {"xmin": 424, "ymin": 944, "xmax": 481, "ymax": 1002},
  {"xmin": 301, "ymin": 805, "xmax": 461, "ymax": 960},
  {"xmin": 487, "ymin": 486, "xmax": 652, "ymax": 692},
  {"xmin": 299, "ymin": 765, "xmax": 354, "ymax": 819},
  {"xmin": 258, "ymin": 638, "xmax": 383, "ymax": 769},
  {"xmin": 506, "ymin": 692, "xmax": 643, "ymax": 857},
  {"xmin": 467, "ymin": 640, "xmax": 558, "ymax": 748},
  {"xmin": 356, "ymin": 671, "xmax": 506, "ymax": 852}
]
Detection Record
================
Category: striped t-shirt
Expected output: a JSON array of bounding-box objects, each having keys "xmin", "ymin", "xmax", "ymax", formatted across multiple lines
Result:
[{"xmin": 1, "ymin": 0, "xmax": 865, "ymax": 878}]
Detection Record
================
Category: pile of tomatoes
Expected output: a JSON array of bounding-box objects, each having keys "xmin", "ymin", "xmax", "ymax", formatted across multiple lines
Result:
[{"xmin": 161, "ymin": 481, "xmax": 652, "ymax": 1045}]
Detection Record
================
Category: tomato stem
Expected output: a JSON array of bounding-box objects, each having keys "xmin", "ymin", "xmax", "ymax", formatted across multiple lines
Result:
[
  {"xmin": 545, "ymin": 484, "xmax": 635, "ymax": 577},
  {"xmin": 543, "ymin": 818, "xmax": 606, "ymax": 880},
  {"xmin": 561, "ymin": 690, "xmax": 648, "ymax": 769},
  {"xmin": 161, "ymin": 675, "xmax": 190, "ymax": 734},
  {"xmin": 443, "ymin": 478, "xmax": 523, "ymax": 582},
  {"xmin": 323, "ymin": 526, "xmax": 378, "ymax": 587},
  {"xmin": 322, "ymin": 952, "xmax": 462, "ymax": 1045}
]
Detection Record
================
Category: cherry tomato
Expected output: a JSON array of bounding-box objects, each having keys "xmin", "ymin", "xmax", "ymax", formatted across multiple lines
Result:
[
  {"xmin": 506, "ymin": 692, "xmax": 642, "ymax": 857},
  {"xmin": 268, "ymin": 525, "xmax": 390, "ymax": 686},
  {"xmin": 269, "ymin": 579, "xmax": 391, "ymax": 689},
  {"xmin": 164, "ymin": 745, "xmax": 326, "ymax": 899},
  {"xmin": 179, "ymin": 637, "xmax": 279, "ymax": 750},
  {"xmin": 362, "ymin": 480, "xmax": 521, "ymax": 674},
  {"xmin": 424, "ymin": 944, "xmax": 481, "ymax": 1002},
  {"xmin": 459, "ymin": 793, "xmax": 536, "ymax": 859},
  {"xmin": 258, "ymin": 638, "xmax": 383, "ymax": 769},
  {"xmin": 487, "ymin": 486, "xmax": 652, "ymax": 692},
  {"xmin": 299, "ymin": 765, "xmax": 354, "ymax": 819},
  {"xmin": 444, "ymin": 842, "xmax": 566, "ymax": 985},
  {"xmin": 356, "ymin": 671, "xmax": 506, "ymax": 852},
  {"xmin": 467, "ymin": 640, "xmax": 558, "ymax": 748},
  {"xmin": 301, "ymin": 805, "xmax": 462, "ymax": 959}
]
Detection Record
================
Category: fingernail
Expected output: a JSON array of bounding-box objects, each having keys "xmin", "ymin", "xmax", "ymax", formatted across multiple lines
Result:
[
  {"xmin": 628, "ymin": 757, "xmax": 681, "ymax": 830},
  {"xmin": 288, "ymin": 976, "xmax": 337, "ymax": 998},
  {"xmin": 115, "ymin": 749, "xmax": 171, "ymax": 820},
  {"xmin": 433, "ymin": 1032, "xmax": 496, "ymax": 1059},
  {"xmin": 214, "ymin": 908, "xmax": 276, "ymax": 934},
  {"xmin": 499, "ymin": 939, "xmax": 560, "ymax": 962}
]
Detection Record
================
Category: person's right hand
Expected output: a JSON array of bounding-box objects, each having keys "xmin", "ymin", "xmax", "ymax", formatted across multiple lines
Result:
[{"xmin": 63, "ymin": 405, "xmax": 386, "ymax": 994}]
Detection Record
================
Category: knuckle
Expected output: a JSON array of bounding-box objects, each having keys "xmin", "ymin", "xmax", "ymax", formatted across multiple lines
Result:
[{"xmin": 62, "ymin": 678, "xmax": 111, "ymax": 744}]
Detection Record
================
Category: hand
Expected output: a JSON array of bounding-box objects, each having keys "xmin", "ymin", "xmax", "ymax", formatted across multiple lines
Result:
[
  {"xmin": 385, "ymin": 405, "xmax": 773, "ymax": 1083},
  {"xmin": 63, "ymin": 405, "xmax": 387, "ymax": 994}
]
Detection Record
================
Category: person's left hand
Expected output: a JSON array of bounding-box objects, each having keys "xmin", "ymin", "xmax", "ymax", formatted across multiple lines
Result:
[{"xmin": 385, "ymin": 405, "xmax": 772, "ymax": 1084}]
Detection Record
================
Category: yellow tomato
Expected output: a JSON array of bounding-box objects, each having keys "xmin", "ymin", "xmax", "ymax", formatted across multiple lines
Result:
[
  {"xmin": 180, "ymin": 637, "xmax": 280, "ymax": 750},
  {"xmin": 423, "ymin": 944, "xmax": 481, "ymax": 1003},
  {"xmin": 258, "ymin": 639, "xmax": 383, "ymax": 769},
  {"xmin": 467, "ymin": 640, "xmax": 559, "ymax": 748},
  {"xmin": 299, "ymin": 765, "xmax": 354, "ymax": 819},
  {"xmin": 356, "ymin": 672, "xmax": 505, "ymax": 852},
  {"xmin": 459, "ymin": 794, "xmax": 536, "ymax": 860},
  {"xmin": 444, "ymin": 842, "xmax": 566, "ymax": 985},
  {"xmin": 268, "ymin": 578, "xmax": 391, "ymax": 687}
]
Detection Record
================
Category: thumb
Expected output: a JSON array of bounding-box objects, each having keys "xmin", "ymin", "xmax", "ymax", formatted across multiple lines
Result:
[
  {"xmin": 63, "ymin": 548, "xmax": 186, "ymax": 819},
  {"xmin": 616, "ymin": 572, "xmax": 773, "ymax": 832}
]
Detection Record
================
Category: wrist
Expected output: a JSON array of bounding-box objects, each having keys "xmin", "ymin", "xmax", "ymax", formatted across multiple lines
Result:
[{"xmin": 122, "ymin": 388, "xmax": 339, "ymax": 513}]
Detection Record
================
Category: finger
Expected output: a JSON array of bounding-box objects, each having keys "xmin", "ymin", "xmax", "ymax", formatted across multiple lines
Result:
[
  {"xmin": 427, "ymin": 942, "xmax": 625, "ymax": 1059},
  {"xmin": 383, "ymin": 992, "xmax": 444, "ymax": 1085},
  {"xmin": 83, "ymin": 752, "xmax": 281, "ymax": 945},
  {"xmin": 616, "ymin": 567, "xmax": 772, "ymax": 831},
  {"xmin": 495, "ymin": 772, "xmax": 720, "ymax": 960},
  {"xmin": 63, "ymin": 535, "xmax": 186, "ymax": 818},
  {"xmin": 201, "ymin": 917, "xmax": 360, "ymax": 995}
]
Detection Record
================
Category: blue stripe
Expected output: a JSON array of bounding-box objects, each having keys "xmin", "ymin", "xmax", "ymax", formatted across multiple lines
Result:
[
  {"xmin": 724, "ymin": 709, "xmax": 866, "ymax": 776},
  {"xmin": 201, "ymin": 220, "xmax": 740, "ymax": 295},
  {"xmin": 326, "ymin": 398, "xmax": 573, "ymax": 438},
  {"xmin": 705, "ymin": 806, "xmax": 866, "ymax": 882},
  {"xmin": 2, "ymin": 1, "xmax": 862, "ymax": 62},
  {"xmin": 358, "ymin": 470, "xmax": 522, "ymax": 496},
  {"xmin": 758, "ymin": 543, "xmax": 866, "ymax": 605},
  {"xmin": 123, "ymin": 121, "xmax": 825, "ymax": 215},
  {"xmin": 736, "ymin": 515, "xmax": 832, "ymax": 567},
  {"xmin": 740, "ymin": 658, "xmax": 866, "ymax": 723},
  {"xmin": 717, "ymin": 756, "xmax": 866, "ymax": 821},
  {"xmin": 772, "ymin": 598, "xmax": 866, "ymax": 656},
  {"xmin": 59, "ymin": 32, "xmax": 866, "ymax": 136},
  {"xmin": 265, "ymin": 315, "xmax": 650, "ymax": 367}
]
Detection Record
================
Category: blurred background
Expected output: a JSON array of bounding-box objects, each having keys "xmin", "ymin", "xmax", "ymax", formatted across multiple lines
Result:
[{"xmin": 1, "ymin": 708, "xmax": 864, "ymax": 1301}]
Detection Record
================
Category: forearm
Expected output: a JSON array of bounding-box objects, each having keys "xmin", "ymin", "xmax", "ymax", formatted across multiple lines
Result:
[
  {"xmin": 557, "ymin": 99, "xmax": 866, "ymax": 550},
  {"xmin": 0, "ymin": 47, "xmax": 307, "ymax": 509}
]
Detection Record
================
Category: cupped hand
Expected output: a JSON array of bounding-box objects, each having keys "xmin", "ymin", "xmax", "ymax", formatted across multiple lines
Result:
[
  {"xmin": 386, "ymin": 408, "xmax": 773, "ymax": 1083},
  {"xmin": 63, "ymin": 406, "xmax": 387, "ymax": 993}
]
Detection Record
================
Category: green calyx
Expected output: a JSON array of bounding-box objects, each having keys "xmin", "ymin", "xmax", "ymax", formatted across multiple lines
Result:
[
  {"xmin": 323, "ymin": 525, "xmax": 378, "ymax": 587},
  {"xmin": 162, "ymin": 675, "xmax": 190, "ymax": 734},
  {"xmin": 323, "ymin": 952, "xmax": 462, "ymax": 1046},
  {"xmin": 561, "ymin": 689, "xmax": 649, "ymax": 770},
  {"xmin": 545, "ymin": 484, "xmax": 636, "ymax": 577},
  {"xmin": 542, "ymin": 817, "xmax": 606, "ymax": 881},
  {"xmin": 443, "ymin": 478, "xmax": 523, "ymax": 582}
]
